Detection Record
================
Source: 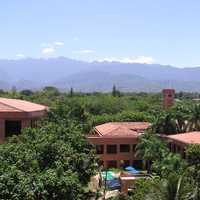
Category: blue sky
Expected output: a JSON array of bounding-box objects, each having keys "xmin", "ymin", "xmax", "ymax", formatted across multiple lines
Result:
[{"xmin": 1, "ymin": 0, "xmax": 200, "ymax": 67}]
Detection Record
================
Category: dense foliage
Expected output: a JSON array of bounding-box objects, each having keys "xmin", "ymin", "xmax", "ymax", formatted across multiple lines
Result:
[
  {"xmin": 0, "ymin": 122, "xmax": 97, "ymax": 200},
  {"xmin": 0, "ymin": 88, "xmax": 200, "ymax": 199}
]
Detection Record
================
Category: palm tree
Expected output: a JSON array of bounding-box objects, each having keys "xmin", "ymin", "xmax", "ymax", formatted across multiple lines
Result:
[
  {"xmin": 187, "ymin": 104, "xmax": 200, "ymax": 131},
  {"xmin": 152, "ymin": 153, "xmax": 187, "ymax": 177},
  {"xmin": 150, "ymin": 173, "xmax": 195, "ymax": 200},
  {"xmin": 172, "ymin": 106, "xmax": 189, "ymax": 133},
  {"xmin": 153, "ymin": 112, "xmax": 177, "ymax": 135},
  {"xmin": 153, "ymin": 106, "xmax": 191, "ymax": 134},
  {"xmin": 135, "ymin": 131, "xmax": 168, "ymax": 173}
]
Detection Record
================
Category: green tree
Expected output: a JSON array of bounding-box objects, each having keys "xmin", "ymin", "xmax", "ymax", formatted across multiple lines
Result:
[
  {"xmin": 20, "ymin": 89, "xmax": 34, "ymax": 96},
  {"xmin": 127, "ymin": 179, "xmax": 152, "ymax": 200},
  {"xmin": 43, "ymin": 86, "xmax": 60, "ymax": 96},
  {"xmin": 186, "ymin": 144, "xmax": 200, "ymax": 199},
  {"xmin": 187, "ymin": 104, "xmax": 200, "ymax": 131},
  {"xmin": 152, "ymin": 153, "xmax": 187, "ymax": 177},
  {"xmin": 0, "ymin": 89, "xmax": 5, "ymax": 94},
  {"xmin": 111, "ymin": 193, "xmax": 131, "ymax": 200},
  {"xmin": 112, "ymin": 84, "xmax": 117, "ymax": 97},
  {"xmin": 150, "ymin": 173, "xmax": 195, "ymax": 200},
  {"xmin": 135, "ymin": 131, "xmax": 168, "ymax": 173},
  {"xmin": 70, "ymin": 87, "xmax": 74, "ymax": 97},
  {"xmin": 0, "ymin": 122, "xmax": 97, "ymax": 200},
  {"xmin": 172, "ymin": 105, "xmax": 189, "ymax": 133},
  {"xmin": 153, "ymin": 112, "xmax": 177, "ymax": 135},
  {"xmin": 112, "ymin": 84, "xmax": 120, "ymax": 97}
]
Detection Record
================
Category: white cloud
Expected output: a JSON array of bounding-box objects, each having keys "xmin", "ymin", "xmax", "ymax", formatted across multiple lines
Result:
[
  {"xmin": 41, "ymin": 41, "xmax": 64, "ymax": 47},
  {"xmin": 42, "ymin": 47, "xmax": 55, "ymax": 55},
  {"xmin": 98, "ymin": 56, "xmax": 154, "ymax": 64},
  {"xmin": 16, "ymin": 54, "xmax": 25, "ymax": 58},
  {"xmin": 41, "ymin": 41, "xmax": 64, "ymax": 56},
  {"xmin": 131, "ymin": 56, "xmax": 154, "ymax": 64},
  {"xmin": 72, "ymin": 49, "xmax": 95, "ymax": 54},
  {"xmin": 54, "ymin": 41, "xmax": 64, "ymax": 46}
]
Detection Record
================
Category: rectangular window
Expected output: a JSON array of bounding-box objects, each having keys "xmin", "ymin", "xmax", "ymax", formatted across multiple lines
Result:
[
  {"xmin": 171, "ymin": 144, "xmax": 176, "ymax": 153},
  {"xmin": 5, "ymin": 120, "xmax": 22, "ymax": 138},
  {"xmin": 96, "ymin": 145, "xmax": 104, "ymax": 154},
  {"xmin": 31, "ymin": 119, "xmax": 38, "ymax": 128},
  {"xmin": 177, "ymin": 145, "xmax": 181, "ymax": 153},
  {"xmin": 107, "ymin": 145, "xmax": 117, "ymax": 154},
  {"xmin": 120, "ymin": 144, "xmax": 130, "ymax": 153},
  {"xmin": 107, "ymin": 160, "xmax": 117, "ymax": 168}
]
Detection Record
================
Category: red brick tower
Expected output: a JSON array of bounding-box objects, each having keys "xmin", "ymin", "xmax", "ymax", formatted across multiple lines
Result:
[{"xmin": 162, "ymin": 89, "xmax": 175, "ymax": 109}]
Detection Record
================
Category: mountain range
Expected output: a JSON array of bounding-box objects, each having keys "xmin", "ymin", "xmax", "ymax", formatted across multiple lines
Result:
[{"xmin": 1, "ymin": 57, "xmax": 200, "ymax": 92}]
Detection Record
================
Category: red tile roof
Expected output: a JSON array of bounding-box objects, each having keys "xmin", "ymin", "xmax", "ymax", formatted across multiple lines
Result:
[
  {"xmin": 166, "ymin": 132, "xmax": 200, "ymax": 144},
  {"xmin": 94, "ymin": 122, "xmax": 150, "ymax": 138},
  {"xmin": 0, "ymin": 98, "xmax": 48, "ymax": 113}
]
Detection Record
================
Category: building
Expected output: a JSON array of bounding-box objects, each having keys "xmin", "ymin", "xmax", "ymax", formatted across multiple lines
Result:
[
  {"xmin": 164, "ymin": 132, "xmax": 200, "ymax": 158},
  {"xmin": 163, "ymin": 89, "xmax": 175, "ymax": 108},
  {"xmin": 87, "ymin": 122, "xmax": 151, "ymax": 169},
  {"xmin": 0, "ymin": 98, "xmax": 48, "ymax": 142}
]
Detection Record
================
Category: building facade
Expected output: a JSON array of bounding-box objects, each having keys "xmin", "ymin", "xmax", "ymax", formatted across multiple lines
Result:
[
  {"xmin": 87, "ymin": 122, "xmax": 150, "ymax": 169},
  {"xmin": 164, "ymin": 132, "xmax": 200, "ymax": 158},
  {"xmin": 163, "ymin": 89, "xmax": 175, "ymax": 108},
  {"xmin": 0, "ymin": 98, "xmax": 48, "ymax": 142}
]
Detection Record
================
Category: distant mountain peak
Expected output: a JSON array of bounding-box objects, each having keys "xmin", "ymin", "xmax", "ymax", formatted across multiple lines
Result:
[{"xmin": 0, "ymin": 57, "xmax": 200, "ymax": 92}]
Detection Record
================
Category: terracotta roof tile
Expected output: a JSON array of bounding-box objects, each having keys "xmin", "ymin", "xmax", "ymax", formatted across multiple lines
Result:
[
  {"xmin": 94, "ymin": 122, "xmax": 150, "ymax": 138},
  {"xmin": 0, "ymin": 102, "xmax": 20, "ymax": 112},
  {"xmin": 166, "ymin": 132, "xmax": 200, "ymax": 144},
  {"xmin": 0, "ymin": 98, "xmax": 48, "ymax": 113}
]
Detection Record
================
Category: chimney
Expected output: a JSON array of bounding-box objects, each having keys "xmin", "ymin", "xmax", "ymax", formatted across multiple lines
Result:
[{"xmin": 162, "ymin": 89, "xmax": 175, "ymax": 108}]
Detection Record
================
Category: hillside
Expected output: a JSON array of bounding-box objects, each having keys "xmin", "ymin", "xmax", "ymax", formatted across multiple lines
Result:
[{"xmin": 1, "ymin": 57, "xmax": 200, "ymax": 92}]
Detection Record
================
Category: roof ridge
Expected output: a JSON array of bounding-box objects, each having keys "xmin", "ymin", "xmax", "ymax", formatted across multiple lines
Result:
[
  {"xmin": 104, "ymin": 125, "xmax": 127, "ymax": 136},
  {"xmin": 0, "ymin": 101, "xmax": 25, "ymax": 112},
  {"xmin": 94, "ymin": 127, "xmax": 103, "ymax": 136}
]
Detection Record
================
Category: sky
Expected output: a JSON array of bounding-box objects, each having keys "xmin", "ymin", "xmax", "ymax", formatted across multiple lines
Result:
[{"xmin": 1, "ymin": 0, "xmax": 200, "ymax": 67}]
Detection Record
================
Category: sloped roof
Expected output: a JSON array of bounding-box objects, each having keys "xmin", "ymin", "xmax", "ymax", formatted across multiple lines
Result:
[
  {"xmin": 166, "ymin": 132, "xmax": 200, "ymax": 144},
  {"xmin": 0, "ymin": 98, "xmax": 47, "ymax": 113},
  {"xmin": 94, "ymin": 122, "xmax": 150, "ymax": 137}
]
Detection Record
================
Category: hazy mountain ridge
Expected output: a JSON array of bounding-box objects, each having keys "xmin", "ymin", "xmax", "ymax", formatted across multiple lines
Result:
[{"xmin": 0, "ymin": 57, "xmax": 200, "ymax": 92}]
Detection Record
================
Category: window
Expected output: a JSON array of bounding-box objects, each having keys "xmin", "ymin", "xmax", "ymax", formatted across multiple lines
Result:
[
  {"xmin": 107, "ymin": 145, "xmax": 117, "ymax": 154},
  {"xmin": 171, "ymin": 143, "xmax": 176, "ymax": 153},
  {"xmin": 120, "ymin": 144, "xmax": 130, "ymax": 153},
  {"xmin": 31, "ymin": 119, "xmax": 38, "ymax": 128},
  {"xmin": 5, "ymin": 120, "xmax": 22, "ymax": 137},
  {"xmin": 107, "ymin": 160, "xmax": 117, "ymax": 168},
  {"xmin": 177, "ymin": 145, "xmax": 181, "ymax": 153},
  {"xmin": 174, "ymin": 144, "xmax": 178, "ymax": 153},
  {"xmin": 96, "ymin": 145, "xmax": 104, "ymax": 154}
]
